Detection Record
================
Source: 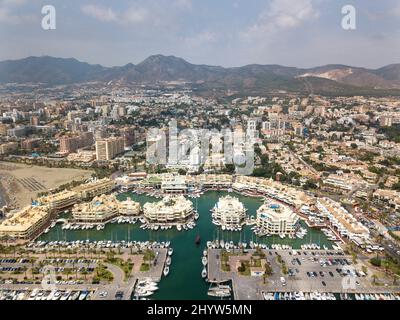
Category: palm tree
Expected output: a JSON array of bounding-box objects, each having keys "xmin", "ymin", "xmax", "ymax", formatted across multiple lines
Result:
[
  {"xmin": 382, "ymin": 260, "xmax": 390, "ymax": 275},
  {"xmin": 393, "ymin": 275, "xmax": 399, "ymax": 286},
  {"xmin": 372, "ymin": 274, "xmax": 378, "ymax": 284}
]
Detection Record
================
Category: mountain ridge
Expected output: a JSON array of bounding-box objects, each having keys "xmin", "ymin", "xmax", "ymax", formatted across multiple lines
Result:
[{"xmin": 0, "ymin": 55, "xmax": 399, "ymax": 95}]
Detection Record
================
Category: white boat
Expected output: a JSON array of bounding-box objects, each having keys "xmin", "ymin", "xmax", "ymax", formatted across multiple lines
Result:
[
  {"xmin": 166, "ymin": 256, "xmax": 172, "ymax": 266},
  {"xmin": 177, "ymin": 225, "xmax": 182, "ymax": 231},
  {"xmin": 168, "ymin": 248, "xmax": 173, "ymax": 256},
  {"xmin": 68, "ymin": 291, "xmax": 80, "ymax": 300},
  {"xmin": 28, "ymin": 289, "xmax": 39, "ymax": 300},
  {"xmin": 201, "ymin": 267, "xmax": 207, "ymax": 278},
  {"xmin": 208, "ymin": 290, "xmax": 231, "ymax": 298},
  {"xmin": 78, "ymin": 291, "xmax": 88, "ymax": 300},
  {"xmin": 52, "ymin": 291, "xmax": 61, "ymax": 300},
  {"xmin": 163, "ymin": 266, "xmax": 170, "ymax": 276},
  {"xmin": 60, "ymin": 290, "xmax": 71, "ymax": 301},
  {"xmin": 202, "ymin": 257, "xmax": 208, "ymax": 266},
  {"xmin": 135, "ymin": 290, "xmax": 154, "ymax": 297}
]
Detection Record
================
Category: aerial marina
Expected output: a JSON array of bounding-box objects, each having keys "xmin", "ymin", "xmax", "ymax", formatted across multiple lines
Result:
[{"xmin": 1, "ymin": 174, "xmax": 400, "ymax": 300}]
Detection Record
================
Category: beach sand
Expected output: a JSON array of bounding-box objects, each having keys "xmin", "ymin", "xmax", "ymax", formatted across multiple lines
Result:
[{"xmin": 0, "ymin": 162, "xmax": 94, "ymax": 208}]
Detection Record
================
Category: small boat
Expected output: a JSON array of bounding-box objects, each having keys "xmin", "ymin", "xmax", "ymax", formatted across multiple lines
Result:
[
  {"xmin": 201, "ymin": 267, "xmax": 207, "ymax": 278},
  {"xmin": 168, "ymin": 248, "xmax": 173, "ymax": 256},
  {"xmin": 195, "ymin": 235, "xmax": 201, "ymax": 245},
  {"xmin": 78, "ymin": 291, "xmax": 88, "ymax": 301},
  {"xmin": 135, "ymin": 290, "xmax": 153, "ymax": 297},
  {"xmin": 68, "ymin": 291, "xmax": 80, "ymax": 300},
  {"xmin": 208, "ymin": 289, "xmax": 231, "ymax": 298},
  {"xmin": 202, "ymin": 256, "xmax": 208, "ymax": 266},
  {"xmin": 166, "ymin": 256, "xmax": 171, "ymax": 266},
  {"xmin": 163, "ymin": 266, "xmax": 170, "ymax": 276},
  {"xmin": 60, "ymin": 290, "xmax": 71, "ymax": 301}
]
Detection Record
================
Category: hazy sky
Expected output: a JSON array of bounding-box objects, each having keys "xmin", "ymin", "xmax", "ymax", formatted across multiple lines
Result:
[{"xmin": 0, "ymin": 0, "xmax": 399, "ymax": 68}]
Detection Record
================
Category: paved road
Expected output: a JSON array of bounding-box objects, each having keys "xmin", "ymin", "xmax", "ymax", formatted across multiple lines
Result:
[{"xmin": 288, "ymin": 150, "xmax": 318, "ymax": 175}]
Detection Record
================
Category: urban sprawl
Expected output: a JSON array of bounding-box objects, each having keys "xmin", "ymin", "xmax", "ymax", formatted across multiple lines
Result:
[{"xmin": 0, "ymin": 83, "xmax": 400, "ymax": 300}]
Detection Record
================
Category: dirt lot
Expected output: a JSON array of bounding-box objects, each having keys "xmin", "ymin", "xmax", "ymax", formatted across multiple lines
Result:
[{"xmin": 0, "ymin": 162, "xmax": 93, "ymax": 208}]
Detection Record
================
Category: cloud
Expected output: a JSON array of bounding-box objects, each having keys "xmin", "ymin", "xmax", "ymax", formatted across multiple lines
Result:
[
  {"xmin": 0, "ymin": 0, "xmax": 34, "ymax": 24},
  {"xmin": 81, "ymin": 4, "xmax": 117, "ymax": 22},
  {"xmin": 240, "ymin": 0, "xmax": 319, "ymax": 40},
  {"xmin": 81, "ymin": 1, "xmax": 192, "ymax": 26},
  {"xmin": 121, "ymin": 6, "xmax": 149, "ymax": 24}
]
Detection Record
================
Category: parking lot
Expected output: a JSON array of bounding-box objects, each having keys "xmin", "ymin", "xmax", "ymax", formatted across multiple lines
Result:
[
  {"xmin": 279, "ymin": 250, "xmax": 367, "ymax": 292},
  {"xmin": 209, "ymin": 249, "xmax": 400, "ymax": 300}
]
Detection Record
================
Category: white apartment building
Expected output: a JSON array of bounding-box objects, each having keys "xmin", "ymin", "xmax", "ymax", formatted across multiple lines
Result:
[{"xmin": 256, "ymin": 202, "xmax": 299, "ymax": 235}]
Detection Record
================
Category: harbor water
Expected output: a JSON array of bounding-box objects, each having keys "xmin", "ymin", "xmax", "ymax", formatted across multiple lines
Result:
[{"xmin": 39, "ymin": 191, "xmax": 334, "ymax": 300}]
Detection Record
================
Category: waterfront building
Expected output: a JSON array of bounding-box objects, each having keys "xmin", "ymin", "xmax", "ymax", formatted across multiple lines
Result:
[
  {"xmin": 72, "ymin": 194, "xmax": 119, "ymax": 223},
  {"xmin": 39, "ymin": 190, "xmax": 78, "ymax": 212},
  {"xmin": 233, "ymin": 175, "xmax": 313, "ymax": 208},
  {"xmin": 72, "ymin": 178, "xmax": 116, "ymax": 200},
  {"xmin": 0, "ymin": 205, "xmax": 51, "ymax": 240},
  {"xmin": 161, "ymin": 174, "xmax": 187, "ymax": 194},
  {"xmin": 140, "ymin": 175, "xmax": 163, "ymax": 189},
  {"xmin": 116, "ymin": 173, "xmax": 147, "ymax": 191},
  {"xmin": 95, "ymin": 137, "xmax": 124, "ymax": 161},
  {"xmin": 212, "ymin": 196, "xmax": 246, "ymax": 227},
  {"xmin": 72, "ymin": 194, "xmax": 141, "ymax": 223},
  {"xmin": 118, "ymin": 197, "xmax": 141, "ymax": 216},
  {"xmin": 256, "ymin": 202, "xmax": 299, "ymax": 235},
  {"xmin": 143, "ymin": 196, "xmax": 194, "ymax": 224},
  {"xmin": 197, "ymin": 174, "xmax": 233, "ymax": 189},
  {"xmin": 316, "ymin": 198, "xmax": 370, "ymax": 245}
]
